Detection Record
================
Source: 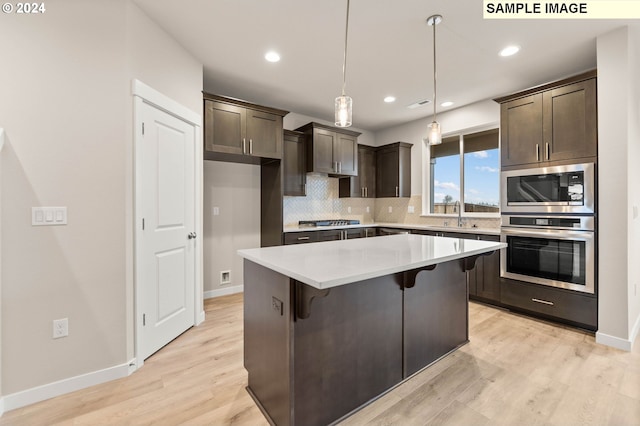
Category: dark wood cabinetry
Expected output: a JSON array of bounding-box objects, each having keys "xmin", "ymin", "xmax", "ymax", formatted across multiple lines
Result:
[
  {"xmin": 496, "ymin": 70, "xmax": 597, "ymax": 168},
  {"xmin": 203, "ymin": 93, "xmax": 288, "ymax": 162},
  {"xmin": 467, "ymin": 235, "xmax": 500, "ymax": 303},
  {"xmin": 410, "ymin": 230, "xmax": 501, "ymax": 303},
  {"xmin": 284, "ymin": 227, "xmax": 376, "ymax": 245},
  {"xmin": 376, "ymin": 142, "xmax": 412, "ymax": 198},
  {"xmin": 500, "ymin": 278, "xmax": 597, "ymax": 330},
  {"xmin": 295, "ymin": 122, "xmax": 360, "ymax": 177},
  {"xmin": 203, "ymin": 93, "xmax": 288, "ymax": 247},
  {"xmin": 283, "ymin": 130, "xmax": 306, "ymax": 196},
  {"xmin": 339, "ymin": 145, "xmax": 376, "ymax": 198}
]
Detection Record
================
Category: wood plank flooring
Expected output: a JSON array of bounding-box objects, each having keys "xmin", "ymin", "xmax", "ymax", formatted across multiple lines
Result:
[{"xmin": 2, "ymin": 294, "xmax": 639, "ymax": 425}]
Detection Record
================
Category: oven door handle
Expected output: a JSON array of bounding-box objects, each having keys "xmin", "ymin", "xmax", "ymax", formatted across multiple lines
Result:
[{"xmin": 500, "ymin": 227, "xmax": 594, "ymax": 241}]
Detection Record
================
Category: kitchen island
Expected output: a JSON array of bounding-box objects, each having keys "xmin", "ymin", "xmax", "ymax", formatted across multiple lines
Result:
[{"xmin": 238, "ymin": 234, "xmax": 506, "ymax": 426}]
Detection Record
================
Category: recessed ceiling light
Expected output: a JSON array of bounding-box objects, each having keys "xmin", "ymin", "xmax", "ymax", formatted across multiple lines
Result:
[
  {"xmin": 265, "ymin": 51, "xmax": 281, "ymax": 62},
  {"xmin": 499, "ymin": 45, "xmax": 520, "ymax": 57},
  {"xmin": 441, "ymin": 101, "xmax": 453, "ymax": 107},
  {"xmin": 384, "ymin": 96, "xmax": 396, "ymax": 103}
]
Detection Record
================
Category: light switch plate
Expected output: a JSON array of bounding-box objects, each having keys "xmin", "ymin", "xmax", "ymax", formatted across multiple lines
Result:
[{"xmin": 32, "ymin": 207, "xmax": 67, "ymax": 226}]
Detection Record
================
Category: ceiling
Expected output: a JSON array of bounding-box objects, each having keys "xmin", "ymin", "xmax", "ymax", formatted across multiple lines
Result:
[{"xmin": 133, "ymin": 0, "xmax": 634, "ymax": 131}]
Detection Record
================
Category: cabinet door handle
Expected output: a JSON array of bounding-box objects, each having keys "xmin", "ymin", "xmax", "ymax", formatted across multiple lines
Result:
[
  {"xmin": 297, "ymin": 236, "xmax": 310, "ymax": 241},
  {"xmin": 396, "ymin": 186, "xmax": 399, "ymax": 197},
  {"xmin": 242, "ymin": 138, "xmax": 247, "ymax": 154},
  {"xmin": 532, "ymin": 298, "xmax": 554, "ymax": 306},
  {"xmin": 361, "ymin": 187, "xmax": 365, "ymax": 197},
  {"xmin": 536, "ymin": 144, "xmax": 540, "ymax": 161},
  {"xmin": 365, "ymin": 187, "xmax": 368, "ymax": 198},
  {"xmin": 545, "ymin": 142, "xmax": 550, "ymax": 160},
  {"xmin": 249, "ymin": 139, "xmax": 253, "ymax": 155}
]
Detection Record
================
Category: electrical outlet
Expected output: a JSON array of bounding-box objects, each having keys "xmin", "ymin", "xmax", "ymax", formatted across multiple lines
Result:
[
  {"xmin": 347, "ymin": 206, "xmax": 352, "ymax": 213},
  {"xmin": 213, "ymin": 207, "xmax": 220, "ymax": 216},
  {"xmin": 408, "ymin": 206, "xmax": 415, "ymax": 214},
  {"xmin": 220, "ymin": 270, "xmax": 231, "ymax": 285},
  {"xmin": 53, "ymin": 318, "xmax": 68, "ymax": 339},
  {"xmin": 366, "ymin": 206, "xmax": 370, "ymax": 213},
  {"xmin": 388, "ymin": 206, "xmax": 393, "ymax": 213},
  {"xmin": 272, "ymin": 296, "xmax": 283, "ymax": 316}
]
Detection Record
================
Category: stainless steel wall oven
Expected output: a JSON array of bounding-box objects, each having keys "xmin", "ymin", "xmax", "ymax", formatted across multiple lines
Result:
[{"xmin": 500, "ymin": 215, "xmax": 595, "ymax": 294}]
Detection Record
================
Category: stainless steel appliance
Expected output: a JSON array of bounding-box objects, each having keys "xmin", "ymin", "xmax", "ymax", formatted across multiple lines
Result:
[
  {"xmin": 501, "ymin": 162, "xmax": 595, "ymax": 214},
  {"xmin": 500, "ymin": 215, "xmax": 595, "ymax": 294}
]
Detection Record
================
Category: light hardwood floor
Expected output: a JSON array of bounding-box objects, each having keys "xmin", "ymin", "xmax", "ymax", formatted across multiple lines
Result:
[{"xmin": 2, "ymin": 294, "xmax": 639, "ymax": 425}]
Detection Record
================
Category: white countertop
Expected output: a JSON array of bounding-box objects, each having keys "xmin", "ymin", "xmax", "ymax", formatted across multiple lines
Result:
[
  {"xmin": 238, "ymin": 234, "xmax": 506, "ymax": 289},
  {"xmin": 283, "ymin": 222, "xmax": 500, "ymax": 236}
]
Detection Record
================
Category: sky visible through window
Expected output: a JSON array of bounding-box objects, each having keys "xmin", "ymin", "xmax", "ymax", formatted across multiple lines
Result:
[{"xmin": 433, "ymin": 148, "xmax": 499, "ymax": 207}]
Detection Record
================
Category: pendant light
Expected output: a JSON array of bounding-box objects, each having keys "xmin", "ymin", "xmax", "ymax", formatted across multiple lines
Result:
[
  {"xmin": 335, "ymin": 0, "xmax": 352, "ymax": 127},
  {"xmin": 427, "ymin": 14, "xmax": 442, "ymax": 145}
]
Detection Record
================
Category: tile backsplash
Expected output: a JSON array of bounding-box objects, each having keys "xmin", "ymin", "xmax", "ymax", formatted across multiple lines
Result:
[
  {"xmin": 283, "ymin": 175, "xmax": 375, "ymax": 226},
  {"xmin": 283, "ymin": 175, "xmax": 500, "ymax": 229}
]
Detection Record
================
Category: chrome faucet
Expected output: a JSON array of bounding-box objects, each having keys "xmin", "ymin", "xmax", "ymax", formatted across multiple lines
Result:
[{"xmin": 454, "ymin": 201, "xmax": 463, "ymax": 227}]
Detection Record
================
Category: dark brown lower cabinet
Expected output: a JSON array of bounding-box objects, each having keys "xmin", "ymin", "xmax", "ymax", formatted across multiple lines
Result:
[
  {"xmin": 500, "ymin": 278, "xmax": 597, "ymax": 330},
  {"xmin": 243, "ymin": 258, "xmax": 470, "ymax": 426},
  {"xmin": 468, "ymin": 235, "xmax": 501, "ymax": 303}
]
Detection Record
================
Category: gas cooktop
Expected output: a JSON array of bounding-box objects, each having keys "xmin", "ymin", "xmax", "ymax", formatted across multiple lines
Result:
[{"xmin": 298, "ymin": 219, "xmax": 360, "ymax": 227}]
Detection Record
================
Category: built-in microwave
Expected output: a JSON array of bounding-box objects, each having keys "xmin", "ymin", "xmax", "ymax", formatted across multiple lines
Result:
[{"xmin": 500, "ymin": 162, "xmax": 595, "ymax": 214}]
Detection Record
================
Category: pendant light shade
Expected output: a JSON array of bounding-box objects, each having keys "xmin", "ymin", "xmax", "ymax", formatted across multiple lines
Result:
[
  {"xmin": 335, "ymin": 95, "xmax": 352, "ymax": 127},
  {"xmin": 427, "ymin": 14, "xmax": 442, "ymax": 145},
  {"xmin": 335, "ymin": 0, "xmax": 352, "ymax": 127},
  {"xmin": 428, "ymin": 121, "xmax": 442, "ymax": 145}
]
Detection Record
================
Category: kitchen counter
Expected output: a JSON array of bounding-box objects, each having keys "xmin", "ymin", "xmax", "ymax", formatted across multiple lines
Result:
[
  {"xmin": 283, "ymin": 221, "xmax": 500, "ymax": 236},
  {"xmin": 239, "ymin": 234, "xmax": 505, "ymax": 289},
  {"xmin": 240, "ymin": 234, "xmax": 506, "ymax": 426}
]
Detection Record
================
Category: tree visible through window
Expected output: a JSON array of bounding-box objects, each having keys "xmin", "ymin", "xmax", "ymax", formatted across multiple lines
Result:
[{"xmin": 429, "ymin": 128, "xmax": 499, "ymax": 214}]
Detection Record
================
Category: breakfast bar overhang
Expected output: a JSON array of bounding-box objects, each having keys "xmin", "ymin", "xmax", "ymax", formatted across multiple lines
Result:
[{"xmin": 238, "ymin": 234, "xmax": 506, "ymax": 426}]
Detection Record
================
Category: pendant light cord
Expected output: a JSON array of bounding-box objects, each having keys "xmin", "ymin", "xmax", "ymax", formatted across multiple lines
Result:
[
  {"xmin": 432, "ymin": 17, "xmax": 437, "ymax": 122},
  {"xmin": 342, "ymin": 0, "xmax": 350, "ymax": 96}
]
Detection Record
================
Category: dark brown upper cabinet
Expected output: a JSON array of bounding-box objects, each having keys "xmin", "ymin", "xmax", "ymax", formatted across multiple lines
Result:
[
  {"xmin": 283, "ymin": 130, "xmax": 306, "ymax": 196},
  {"xmin": 203, "ymin": 93, "xmax": 288, "ymax": 163},
  {"xmin": 376, "ymin": 142, "xmax": 412, "ymax": 198},
  {"xmin": 339, "ymin": 144, "xmax": 376, "ymax": 198},
  {"xmin": 496, "ymin": 70, "xmax": 597, "ymax": 168},
  {"xmin": 295, "ymin": 122, "xmax": 360, "ymax": 177}
]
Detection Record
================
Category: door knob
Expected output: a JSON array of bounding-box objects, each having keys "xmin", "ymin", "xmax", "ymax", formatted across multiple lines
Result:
[{"xmin": 188, "ymin": 232, "xmax": 197, "ymax": 240}]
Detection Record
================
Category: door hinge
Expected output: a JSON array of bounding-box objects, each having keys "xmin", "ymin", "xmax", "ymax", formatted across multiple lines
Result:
[
  {"xmin": 142, "ymin": 218, "xmax": 145, "ymax": 230},
  {"xmin": 142, "ymin": 122, "xmax": 145, "ymax": 135},
  {"xmin": 143, "ymin": 313, "xmax": 146, "ymax": 326}
]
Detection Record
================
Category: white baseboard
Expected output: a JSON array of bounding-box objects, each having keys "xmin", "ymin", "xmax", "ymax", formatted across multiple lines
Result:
[
  {"xmin": 204, "ymin": 284, "xmax": 243, "ymax": 299},
  {"xmin": 3, "ymin": 359, "xmax": 134, "ymax": 413},
  {"xmin": 596, "ymin": 331, "xmax": 633, "ymax": 351},
  {"xmin": 0, "ymin": 396, "xmax": 4, "ymax": 417}
]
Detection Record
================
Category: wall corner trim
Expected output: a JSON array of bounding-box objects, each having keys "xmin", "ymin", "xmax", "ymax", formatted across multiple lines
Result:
[
  {"xmin": 2, "ymin": 361, "xmax": 131, "ymax": 413},
  {"xmin": 631, "ymin": 313, "xmax": 640, "ymax": 351},
  {"xmin": 595, "ymin": 331, "xmax": 633, "ymax": 351},
  {"xmin": 0, "ymin": 396, "xmax": 5, "ymax": 417},
  {"xmin": 0, "ymin": 127, "xmax": 5, "ymax": 152}
]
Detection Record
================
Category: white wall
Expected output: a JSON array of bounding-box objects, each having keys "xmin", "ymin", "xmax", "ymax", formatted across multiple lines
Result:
[
  {"xmin": 203, "ymin": 162, "xmax": 260, "ymax": 297},
  {"xmin": 375, "ymin": 100, "xmax": 500, "ymax": 195},
  {"xmin": 626, "ymin": 24, "xmax": 640, "ymax": 347},
  {"xmin": 596, "ymin": 25, "xmax": 640, "ymax": 350},
  {"xmin": 0, "ymin": 0, "xmax": 203, "ymax": 406}
]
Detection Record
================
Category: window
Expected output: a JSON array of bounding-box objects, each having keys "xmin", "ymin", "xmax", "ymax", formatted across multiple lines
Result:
[{"xmin": 428, "ymin": 128, "xmax": 499, "ymax": 215}]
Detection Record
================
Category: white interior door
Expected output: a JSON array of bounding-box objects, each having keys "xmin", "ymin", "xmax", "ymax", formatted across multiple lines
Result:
[{"xmin": 139, "ymin": 100, "xmax": 196, "ymax": 360}]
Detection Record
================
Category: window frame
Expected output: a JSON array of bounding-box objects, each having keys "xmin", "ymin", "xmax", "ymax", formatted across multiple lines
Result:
[{"xmin": 421, "ymin": 123, "xmax": 501, "ymax": 218}]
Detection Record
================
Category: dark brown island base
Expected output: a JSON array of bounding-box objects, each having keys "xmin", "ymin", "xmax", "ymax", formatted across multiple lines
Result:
[{"xmin": 238, "ymin": 234, "xmax": 506, "ymax": 425}]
